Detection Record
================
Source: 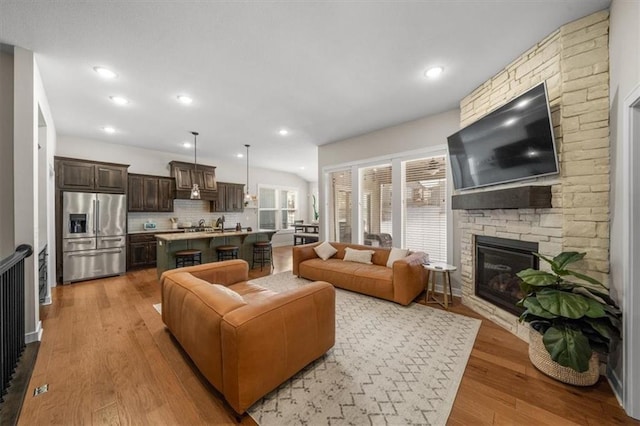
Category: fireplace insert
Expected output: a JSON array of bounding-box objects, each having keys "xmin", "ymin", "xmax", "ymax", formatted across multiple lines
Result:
[{"xmin": 475, "ymin": 236, "xmax": 538, "ymax": 316}]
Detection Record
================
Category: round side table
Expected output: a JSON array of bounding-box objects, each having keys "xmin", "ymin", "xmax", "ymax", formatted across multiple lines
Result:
[{"xmin": 424, "ymin": 262, "xmax": 457, "ymax": 310}]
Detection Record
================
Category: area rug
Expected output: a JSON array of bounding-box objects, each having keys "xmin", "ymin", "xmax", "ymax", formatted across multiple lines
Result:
[
  {"xmin": 153, "ymin": 303, "xmax": 162, "ymax": 314},
  {"xmin": 246, "ymin": 272, "xmax": 481, "ymax": 426}
]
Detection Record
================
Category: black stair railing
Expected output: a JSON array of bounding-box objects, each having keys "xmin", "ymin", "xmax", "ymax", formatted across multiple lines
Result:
[{"xmin": 0, "ymin": 244, "xmax": 33, "ymax": 402}]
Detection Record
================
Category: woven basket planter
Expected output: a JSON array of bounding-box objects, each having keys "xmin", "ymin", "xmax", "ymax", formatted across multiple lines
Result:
[{"xmin": 528, "ymin": 329, "xmax": 599, "ymax": 386}]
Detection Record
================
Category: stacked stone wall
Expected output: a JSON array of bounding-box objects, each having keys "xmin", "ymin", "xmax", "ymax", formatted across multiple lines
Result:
[{"xmin": 457, "ymin": 11, "xmax": 610, "ymax": 340}]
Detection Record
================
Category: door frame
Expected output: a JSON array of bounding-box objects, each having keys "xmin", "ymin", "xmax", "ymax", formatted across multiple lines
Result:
[{"xmin": 621, "ymin": 83, "xmax": 640, "ymax": 419}]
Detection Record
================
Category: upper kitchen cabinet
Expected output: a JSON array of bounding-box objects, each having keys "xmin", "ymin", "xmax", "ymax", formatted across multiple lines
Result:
[
  {"xmin": 55, "ymin": 157, "xmax": 128, "ymax": 193},
  {"xmin": 211, "ymin": 182, "xmax": 245, "ymax": 212},
  {"xmin": 128, "ymin": 173, "xmax": 174, "ymax": 212},
  {"xmin": 169, "ymin": 161, "xmax": 217, "ymax": 200}
]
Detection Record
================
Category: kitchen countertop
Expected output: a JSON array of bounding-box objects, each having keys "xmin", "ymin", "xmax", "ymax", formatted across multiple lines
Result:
[
  {"xmin": 128, "ymin": 229, "xmax": 179, "ymax": 235},
  {"xmin": 155, "ymin": 229, "xmax": 275, "ymax": 242}
]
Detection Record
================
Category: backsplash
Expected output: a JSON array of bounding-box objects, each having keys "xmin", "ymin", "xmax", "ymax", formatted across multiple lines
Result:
[{"xmin": 128, "ymin": 200, "xmax": 257, "ymax": 232}]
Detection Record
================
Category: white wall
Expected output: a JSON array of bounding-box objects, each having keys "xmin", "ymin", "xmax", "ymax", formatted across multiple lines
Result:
[
  {"xmin": 0, "ymin": 48, "xmax": 14, "ymax": 259},
  {"xmin": 609, "ymin": 0, "xmax": 640, "ymax": 417},
  {"xmin": 13, "ymin": 46, "xmax": 58, "ymax": 342},
  {"xmin": 56, "ymin": 136, "xmax": 311, "ymax": 246}
]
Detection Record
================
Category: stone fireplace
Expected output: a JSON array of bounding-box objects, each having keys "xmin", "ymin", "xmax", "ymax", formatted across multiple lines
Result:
[
  {"xmin": 455, "ymin": 11, "xmax": 611, "ymax": 341},
  {"xmin": 475, "ymin": 236, "xmax": 538, "ymax": 316}
]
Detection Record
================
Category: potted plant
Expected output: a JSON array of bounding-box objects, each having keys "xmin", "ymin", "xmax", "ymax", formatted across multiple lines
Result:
[{"xmin": 516, "ymin": 251, "xmax": 621, "ymax": 385}]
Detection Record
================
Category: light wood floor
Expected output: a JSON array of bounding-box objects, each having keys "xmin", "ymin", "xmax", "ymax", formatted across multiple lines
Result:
[{"xmin": 20, "ymin": 246, "xmax": 637, "ymax": 425}]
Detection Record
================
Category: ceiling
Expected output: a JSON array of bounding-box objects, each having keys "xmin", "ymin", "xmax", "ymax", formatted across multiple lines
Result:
[{"xmin": 0, "ymin": 0, "xmax": 610, "ymax": 182}]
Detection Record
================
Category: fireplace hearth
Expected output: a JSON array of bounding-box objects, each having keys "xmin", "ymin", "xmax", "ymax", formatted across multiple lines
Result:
[{"xmin": 475, "ymin": 236, "xmax": 539, "ymax": 316}]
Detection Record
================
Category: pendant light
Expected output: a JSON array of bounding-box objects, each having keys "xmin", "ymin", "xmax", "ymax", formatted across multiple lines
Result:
[
  {"xmin": 244, "ymin": 144, "xmax": 254, "ymax": 204},
  {"xmin": 190, "ymin": 131, "xmax": 201, "ymax": 200}
]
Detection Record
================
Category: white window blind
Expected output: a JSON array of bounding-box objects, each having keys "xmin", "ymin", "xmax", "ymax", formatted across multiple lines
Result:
[
  {"xmin": 403, "ymin": 156, "xmax": 447, "ymax": 261},
  {"xmin": 329, "ymin": 170, "xmax": 352, "ymax": 242},
  {"xmin": 361, "ymin": 165, "xmax": 392, "ymax": 246}
]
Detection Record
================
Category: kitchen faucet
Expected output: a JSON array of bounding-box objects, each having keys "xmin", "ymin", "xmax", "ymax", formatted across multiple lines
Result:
[{"xmin": 215, "ymin": 215, "xmax": 225, "ymax": 230}]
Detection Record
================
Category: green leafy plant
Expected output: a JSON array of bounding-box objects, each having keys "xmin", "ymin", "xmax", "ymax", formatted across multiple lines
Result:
[{"xmin": 516, "ymin": 252, "xmax": 621, "ymax": 373}]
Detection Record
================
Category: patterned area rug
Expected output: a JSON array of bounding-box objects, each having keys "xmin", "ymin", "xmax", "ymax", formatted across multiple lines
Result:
[{"xmin": 246, "ymin": 272, "xmax": 481, "ymax": 426}]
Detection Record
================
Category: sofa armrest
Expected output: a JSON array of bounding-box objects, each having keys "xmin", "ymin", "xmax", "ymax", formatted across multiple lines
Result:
[
  {"xmin": 392, "ymin": 251, "xmax": 427, "ymax": 305},
  {"xmin": 220, "ymin": 281, "xmax": 335, "ymax": 414},
  {"xmin": 160, "ymin": 259, "xmax": 248, "ymax": 288},
  {"xmin": 292, "ymin": 242, "xmax": 321, "ymax": 276}
]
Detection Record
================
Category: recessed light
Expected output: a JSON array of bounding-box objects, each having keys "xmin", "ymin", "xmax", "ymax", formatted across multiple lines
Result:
[
  {"xmin": 279, "ymin": 129, "xmax": 289, "ymax": 136},
  {"xmin": 182, "ymin": 142, "xmax": 192, "ymax": 148},
  {"xmin": 299, "ymin": 166, "xmax": 305, "ymax": 170},
  {"xmin": 177, "ymin": 95, "xmax": 193, "ymax": 105},
  {"xmin": 424, "ymin": 66, "xmax": 444, "ymax": 79},
  {"xmin": 102, "ymin": 126, "xmax": 116, "ymax": 134},
  {"xmin": 93, "ymin": 66, "xmax": 117, "ymax": 79},
  {"xmin": 236, "ymin": 153, "xmax": 244, "ymax": 158},
  {"xmin": 109, "ymin": 96, "xmax": 129, "ymax": 105}
]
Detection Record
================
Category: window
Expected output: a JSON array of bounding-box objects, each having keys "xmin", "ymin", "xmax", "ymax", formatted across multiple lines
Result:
[
  {"xmin": 403, "ymin": 156, "xmax": 447, "ymax": 261},
  {"xmin": 361, "ymin": 165, "xmax": 392, "ymax": 247},
  {"xmin": 258, "ymin": 186, "xmax": 297, "ymax": 230},
  {"xmin": 328, "ymin": 170, "xmax": 352, "ymax": 242}
]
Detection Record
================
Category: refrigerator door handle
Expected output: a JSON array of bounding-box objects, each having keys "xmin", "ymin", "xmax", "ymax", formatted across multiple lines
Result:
[
  {"xmin": 68, "ymin": 249, "xmax": 122, "ymax": 257},
  {"xmin": 96, "ymin": 199, "xmax": 100, "ymax": 234},
  {"xmin": 67, "ymin": 239, "xmax": 94, "ymax": 244},
  {"xmin": 100, "ymin": 237, "xmax": 123, "ymax": 242},
  {"xmin": 92, "ymin": 199, "xmax": 97, "ymax": 234}
]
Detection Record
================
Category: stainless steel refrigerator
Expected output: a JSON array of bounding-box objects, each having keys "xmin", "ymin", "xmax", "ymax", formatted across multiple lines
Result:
[{"xmin": 62, "ymin": 191, "xmax": 126, "ymax": 283}]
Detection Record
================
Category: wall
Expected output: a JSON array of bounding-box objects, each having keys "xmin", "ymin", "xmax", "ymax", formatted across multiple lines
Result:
[
  {"xmin": 609, "ymin": 0, "xmax": 640, "ymax": 416},
  {"xmin": 56, "ymin": 136, "xmax": 310, "ymax": 247},
  {"xmin": 13, "ymin": 47, "xmax": 57, "ymax": 341},
  {"xmin": 0, "ymin": 48, "xmax": 14, "ymax": 259},
  {"xmin": 457, "ymin": 10, "xmax": 610, "ymax": 340}
]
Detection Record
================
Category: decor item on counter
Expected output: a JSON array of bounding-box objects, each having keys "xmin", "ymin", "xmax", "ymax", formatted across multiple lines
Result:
[
  {"xmin": 516, "ymin": 252, "xmax": 622, "ymax": 385},
  {"xmin": 247, "ymin": 227, "xmax": 252, "ymax": 232},
  {"xmin": 190, "ymin": 131, "xmax": 201, "ymax": 200},
  {"xmin": 235, "ymin": 222, "xmax": 242, "ymax": 231},
  {"xmin": 312, "ymin": 194, "xmax": 319, "ymax": 222},
  {"xmin": 243, "ymin": 144, "xmax": 257, "ymax": 206},
  {"xmin": 169, "ymin": 217, "xmax": 178, "ymax": 229},
  {"xmin": 143, "ymin": 221, "xmax": 157, "ymax": 231}
]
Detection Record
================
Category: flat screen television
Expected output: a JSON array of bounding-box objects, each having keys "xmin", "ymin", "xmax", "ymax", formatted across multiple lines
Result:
[{"xmin": 447, "ymin": 82, "xmax": 559, "ymax": 191}]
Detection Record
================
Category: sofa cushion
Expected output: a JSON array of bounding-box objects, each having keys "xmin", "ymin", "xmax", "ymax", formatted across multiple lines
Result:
[
  {"xmin": 386, "ymin": 247, "xmax": 409, "ymax": 268},
  {"xmin": 343, "ymin": 247, "xmax": 375, "ymax": 264},
  {"xmin": 213, "ymin": 284, "xmax": 245, "ymax": 303},
  {"xmin": 314, "ymin": 241, "xmax": 338, "ymax": 260}
]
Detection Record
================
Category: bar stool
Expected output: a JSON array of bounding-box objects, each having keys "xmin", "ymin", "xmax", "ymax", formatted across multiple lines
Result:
[
  {"xmin": 217, "ymin": 245, "xmax": 239, "ymax": 261},
  {"xmin": 252, "ymin": 241, "xmax": 273, "ymax": 271},
  {"xmin": 175, "ymin": 249, "xmax": 202, "ymax": 268}
]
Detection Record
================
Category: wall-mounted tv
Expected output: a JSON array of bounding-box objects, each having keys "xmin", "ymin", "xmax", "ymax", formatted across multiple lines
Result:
[{"xmin": 447, "ymin": 82, "xmax": 559, "ymax": 191}]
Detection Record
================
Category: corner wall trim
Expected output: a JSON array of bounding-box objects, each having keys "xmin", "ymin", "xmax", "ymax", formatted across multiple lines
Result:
[{"xmin": 25, "ymin": 321, "xmax": 42, "ymax": 344}]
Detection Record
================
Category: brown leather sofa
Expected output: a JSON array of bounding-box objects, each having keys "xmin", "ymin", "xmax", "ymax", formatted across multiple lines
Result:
[
  {"xmin": 160, "ymin": 259, "xmax": 335, "ymax": 415},
  {"xmin": 292, "ymin": 242, "xmax": 427, "ymax": 305}
]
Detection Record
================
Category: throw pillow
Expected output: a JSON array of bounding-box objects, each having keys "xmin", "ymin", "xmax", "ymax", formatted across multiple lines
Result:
[
  {"xmin": 343, "ymin": 247, "xmax": 375, "ymax": 264},
  {"xmin": 212, "ymin": 284, "xmax": 245, "ymax": 303},
  {"xmin": 314, "ymin": 241, "xmax": 338, "ymax": 260},
  {"xmin": 386, "ymin": 247, "xmax": 409, "ymax": 268}
]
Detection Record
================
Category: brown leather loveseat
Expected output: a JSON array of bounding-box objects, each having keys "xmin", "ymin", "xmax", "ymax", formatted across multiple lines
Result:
[
  {"xmin": 160, "ymin": 259, "xmax": 335, "ymax": 415},
  {"xmin": 292, "ymin": 242, "xmax": 427, "ymax": 305}
]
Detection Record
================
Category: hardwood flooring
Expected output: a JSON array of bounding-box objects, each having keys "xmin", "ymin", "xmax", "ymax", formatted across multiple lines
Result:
[{"xmin": 19, "ymin": 246, "xmax": 636, "ymax": 425}]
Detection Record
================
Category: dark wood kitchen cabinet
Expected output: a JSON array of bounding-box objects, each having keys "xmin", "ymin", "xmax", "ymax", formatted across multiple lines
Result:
[
  {"xmin": 127, "ymin": 234, "xmax": 158, "ymax": 269},
  {"xmin": 55, "ymin": 157, "xmax": 128, "ymax": 193},
  {"xmin": 128, "ymin": 174, "xmax": 174, "ymax": 212},
  {"xmin": 211, "ymin": 182, "xmax": 245, "ymax": 212},
  {"xmin": 169, "ymin": 161, "xmax": 217, "ymax": 200}
]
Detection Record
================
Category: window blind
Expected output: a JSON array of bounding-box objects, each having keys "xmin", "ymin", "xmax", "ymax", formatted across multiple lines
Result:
[
  {"xmin": 403, "ymin": 156, "xmax": 447, "ymax": 261},
  {"xmin": 361, "ymin": 165, "xmax": 392, "ymax": 246},
  {"xmin": 329, "ymin": 170, "xmax": 352, "ymax": 242}
]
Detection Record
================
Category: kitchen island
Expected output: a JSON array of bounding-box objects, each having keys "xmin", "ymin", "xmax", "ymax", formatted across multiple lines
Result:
[{"xmin": 155, "ymin": 230, "xmax": 277, "ymax": 277}]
